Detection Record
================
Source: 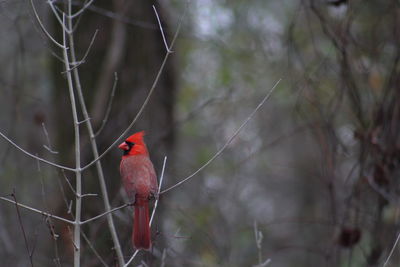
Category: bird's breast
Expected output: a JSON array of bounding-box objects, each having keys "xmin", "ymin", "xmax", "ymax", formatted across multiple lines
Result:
[{"xmin": 120, "ymin": 155, "xmax": 157, "ymax": 198}]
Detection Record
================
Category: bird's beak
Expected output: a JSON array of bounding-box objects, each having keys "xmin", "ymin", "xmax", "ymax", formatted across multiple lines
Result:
[{"xmin": 118, "ymin": 141, "xmax": 129, "ymax": 150}]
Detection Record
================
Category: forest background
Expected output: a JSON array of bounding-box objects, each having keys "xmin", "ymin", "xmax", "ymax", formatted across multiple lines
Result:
[{"xmin": 0, "ymin": 0, "xmax": 399, "ymax": 266}]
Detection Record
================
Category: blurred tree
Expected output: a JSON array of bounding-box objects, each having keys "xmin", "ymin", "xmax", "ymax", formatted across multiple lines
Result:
[{"xmin": 1, "ymin": 0, "xmax": 400, "ymax": 266}]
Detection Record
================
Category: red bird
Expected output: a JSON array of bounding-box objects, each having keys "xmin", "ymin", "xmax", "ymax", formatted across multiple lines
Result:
[{"xmin": 119, "ymin": 131, "xmax": 158, "ymax": 250}]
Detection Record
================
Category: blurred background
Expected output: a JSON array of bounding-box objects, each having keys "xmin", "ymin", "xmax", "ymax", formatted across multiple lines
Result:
[{"xmin": 0, "ymin": 0, "xmax": 400, "ymax": 266}]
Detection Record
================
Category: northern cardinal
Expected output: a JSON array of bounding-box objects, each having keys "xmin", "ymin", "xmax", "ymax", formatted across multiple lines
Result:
[{"xmin": 119, "ymin": 131, "xmax": 158, "ymax": 250}]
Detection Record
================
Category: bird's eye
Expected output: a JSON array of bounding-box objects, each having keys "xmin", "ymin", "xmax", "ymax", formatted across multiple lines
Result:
[{"xmin": 126, "ymin": 141, "xmax": 135, "ymax": 147}]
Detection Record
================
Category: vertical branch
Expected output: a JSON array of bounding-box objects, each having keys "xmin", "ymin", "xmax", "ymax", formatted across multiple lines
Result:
[
  {"xmin": 65, "ymin": 2, "xmax": 125, "ymax": 266},
  {"xmin": 62, "ymin": 11, "xmax": 82, "ymax": 267},
  {"xmin": 149, "ymin": 156, "xmax": 167, "ymax": 225}
]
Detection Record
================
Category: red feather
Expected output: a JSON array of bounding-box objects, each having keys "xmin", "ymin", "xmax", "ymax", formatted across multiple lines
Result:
[{"xmin": 119, "ymin": 132, "xmax": 158, "ymax": 250}]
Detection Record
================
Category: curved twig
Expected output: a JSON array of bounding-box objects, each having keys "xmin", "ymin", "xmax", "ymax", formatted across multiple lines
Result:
[
  {"xmin": 0, "ymin": 130, "xmax": 75, "ymax": 171},
  {"xmin": 69, "ymin": 0, "xmax": 96, "ymax": 19},
  {"xmin": 161, "ymin": 79, "xmax": 281, "ymax": 194},
  {"xmin": 0, "ymin": 196, "xmax": 74, "ymax": 224},
  {"xmin": 29, "ymin": 0, "xmax": 65, "ymax": 48},
  {"xmin": 80, "ymin": 204, "xmax": 128, "ymax": 225},
  {"xmin": 152, "ymin": 5, "xmax": 171, "ymax": 53}
]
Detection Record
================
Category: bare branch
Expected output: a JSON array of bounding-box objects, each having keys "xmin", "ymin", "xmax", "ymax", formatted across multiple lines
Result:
[
  {"xmin": 383, "ymin": 231, "xmax": 400, "ymax": 266},
  {"xmin": 63, "ymin": 10, "xmax": 83, "ymax": 266},
  {"xmin": 161, "ymin": 79, "xmax": 281, "ymax": 194},
  {"xmin": 75, "ymin": 29, "xmax": 98, "ymax": 65},
  {"xmin": 80, "ymin": 204, "xmax": 129, "ymax": 225},
  {"xmin": 66, "ymin": 6, "xmax": 125, "ymax": 265},
  {"xmin": 62, "ymin": 29, "xmax": 99, "ymax": 73},
  {"xmin": 41, "ymin": 123, "xmax": 59, "ymax": 154},
  {"xmin": 45, "ymin": 217, "xmax": 59, "ymax": 240},
  {"xmin": 69, "ymin": 0, "xmax": 96, "ymax": 19},
  {"xmin": 253, "ymin": 259, "xmax": 271, "ymax": 267},
  {"xmin": 94, "ymin": 72, "xmax": 118, "ymax": 137},
  {"xmin": 124, "ymin": 250, "xmax": 140, "ymax": 267},
  {"xmin": 49, "ymin": 48, "xmax": 66, "ymax": 64},
  {"xmin": 29, "ymin": 0, "xmax": 65, "ymax": 48},
  {"xmin": 77, "ymin": 117, "xmax": 91, "ymax": 125},
  {"xmin": 0, "ymin": 196, "xmax": 74, "ymax": 224},
  {"xmin": 61, "ymin": 169, "xmax": 76, "ymax": 195},
  {"xmin": 47, "ymin": 0, "xmax": 71, "ymax": 34},
  {"xmin": 150, "ymin": 156, "xmax": 167, "ymax": 225},
  {"xmin": 152, "ymin": 5, "xmax": 171, "ymax": 53},
  {"xmin": 0, "ymin": 130, "xmax": 75, "ymax": 171}
]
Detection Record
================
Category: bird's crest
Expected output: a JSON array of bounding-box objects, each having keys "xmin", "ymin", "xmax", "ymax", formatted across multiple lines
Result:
[{"xmin": 126, "ymin": 131, "xmax": 146, "ymax": 144}]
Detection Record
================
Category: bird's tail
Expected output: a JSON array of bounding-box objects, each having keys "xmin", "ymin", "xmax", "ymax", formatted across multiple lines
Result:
[{"xmin": 133, "ymin": 196, "xmax": 151, "ymax": 250}]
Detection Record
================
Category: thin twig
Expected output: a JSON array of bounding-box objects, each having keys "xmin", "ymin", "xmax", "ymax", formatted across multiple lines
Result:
[
  {"xmin": 383, "ymin": 231, "xmax": 400, "ymax": 267},
  {"xmin": 41, "ymin": 123, "xmax": 59, "ymax": 154},
  {"xmin": 61, "ymin": 169, "xmax": 77, "ymax": 195},
  {"xmin": 253, "ymin": 259, "xmax": 271, "ymax": 267},
  {"xmin": 45, "ymin": 218, "xmax": 62, "ymax": 267},
  {"xmin": 161, "ymin": 79, "xmax": 281, "ymax": 194},
  {"xmin": 62, "ymin": 29, "xmax": 99, "ymax": 73},
  {"xmin": 77, "ymin": 117, "xmax": 91, "ymax": 125},
  {"xmin": 150, "ymin": 156, "xmax": 167, "ymax": 225},
  {"xmin": 152, "ymin": 5, "xmax": 171, "ymax": 53},
  {"xmin": 69, "ymin": 0, "xmax": 95, "ymax": 19},
  {"xmin": 29, "ymin": 0, "xmax": 65, "ymax": 48},
  {"xmin": 124, "ymin": 250, "xmax": 140, "ymax": 267},
  {"xmin": 0, "ymin": 196, "xmax": 74, "ymax": 224},
  {"xmin": 80, "ymin": 204, "xmax": 129, "ymax": 225},
  {"xmin": 0, "ymin": 130, "xmax": 75, "ymax": 171},
  {"xmin": 70, "ymin": 0, "xmax": 89, "ymax": 32},
  {"xmin": 82, "ymin": 5, "xmax": 185, "ymax": 171},
  {"xmin": 94, "ymin": 72, "xmax": 118, "ymax": 137},
  {"xmin": 11, "ymin": 191, "xmax": 34, "ymax": 267},
  {"xmin": 47, "ymin": 0, "xmax": 71, "ymax": 34},
  {"xmin": 75, "ymin": 29, "xmax": 98, "ymax": 65}
]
